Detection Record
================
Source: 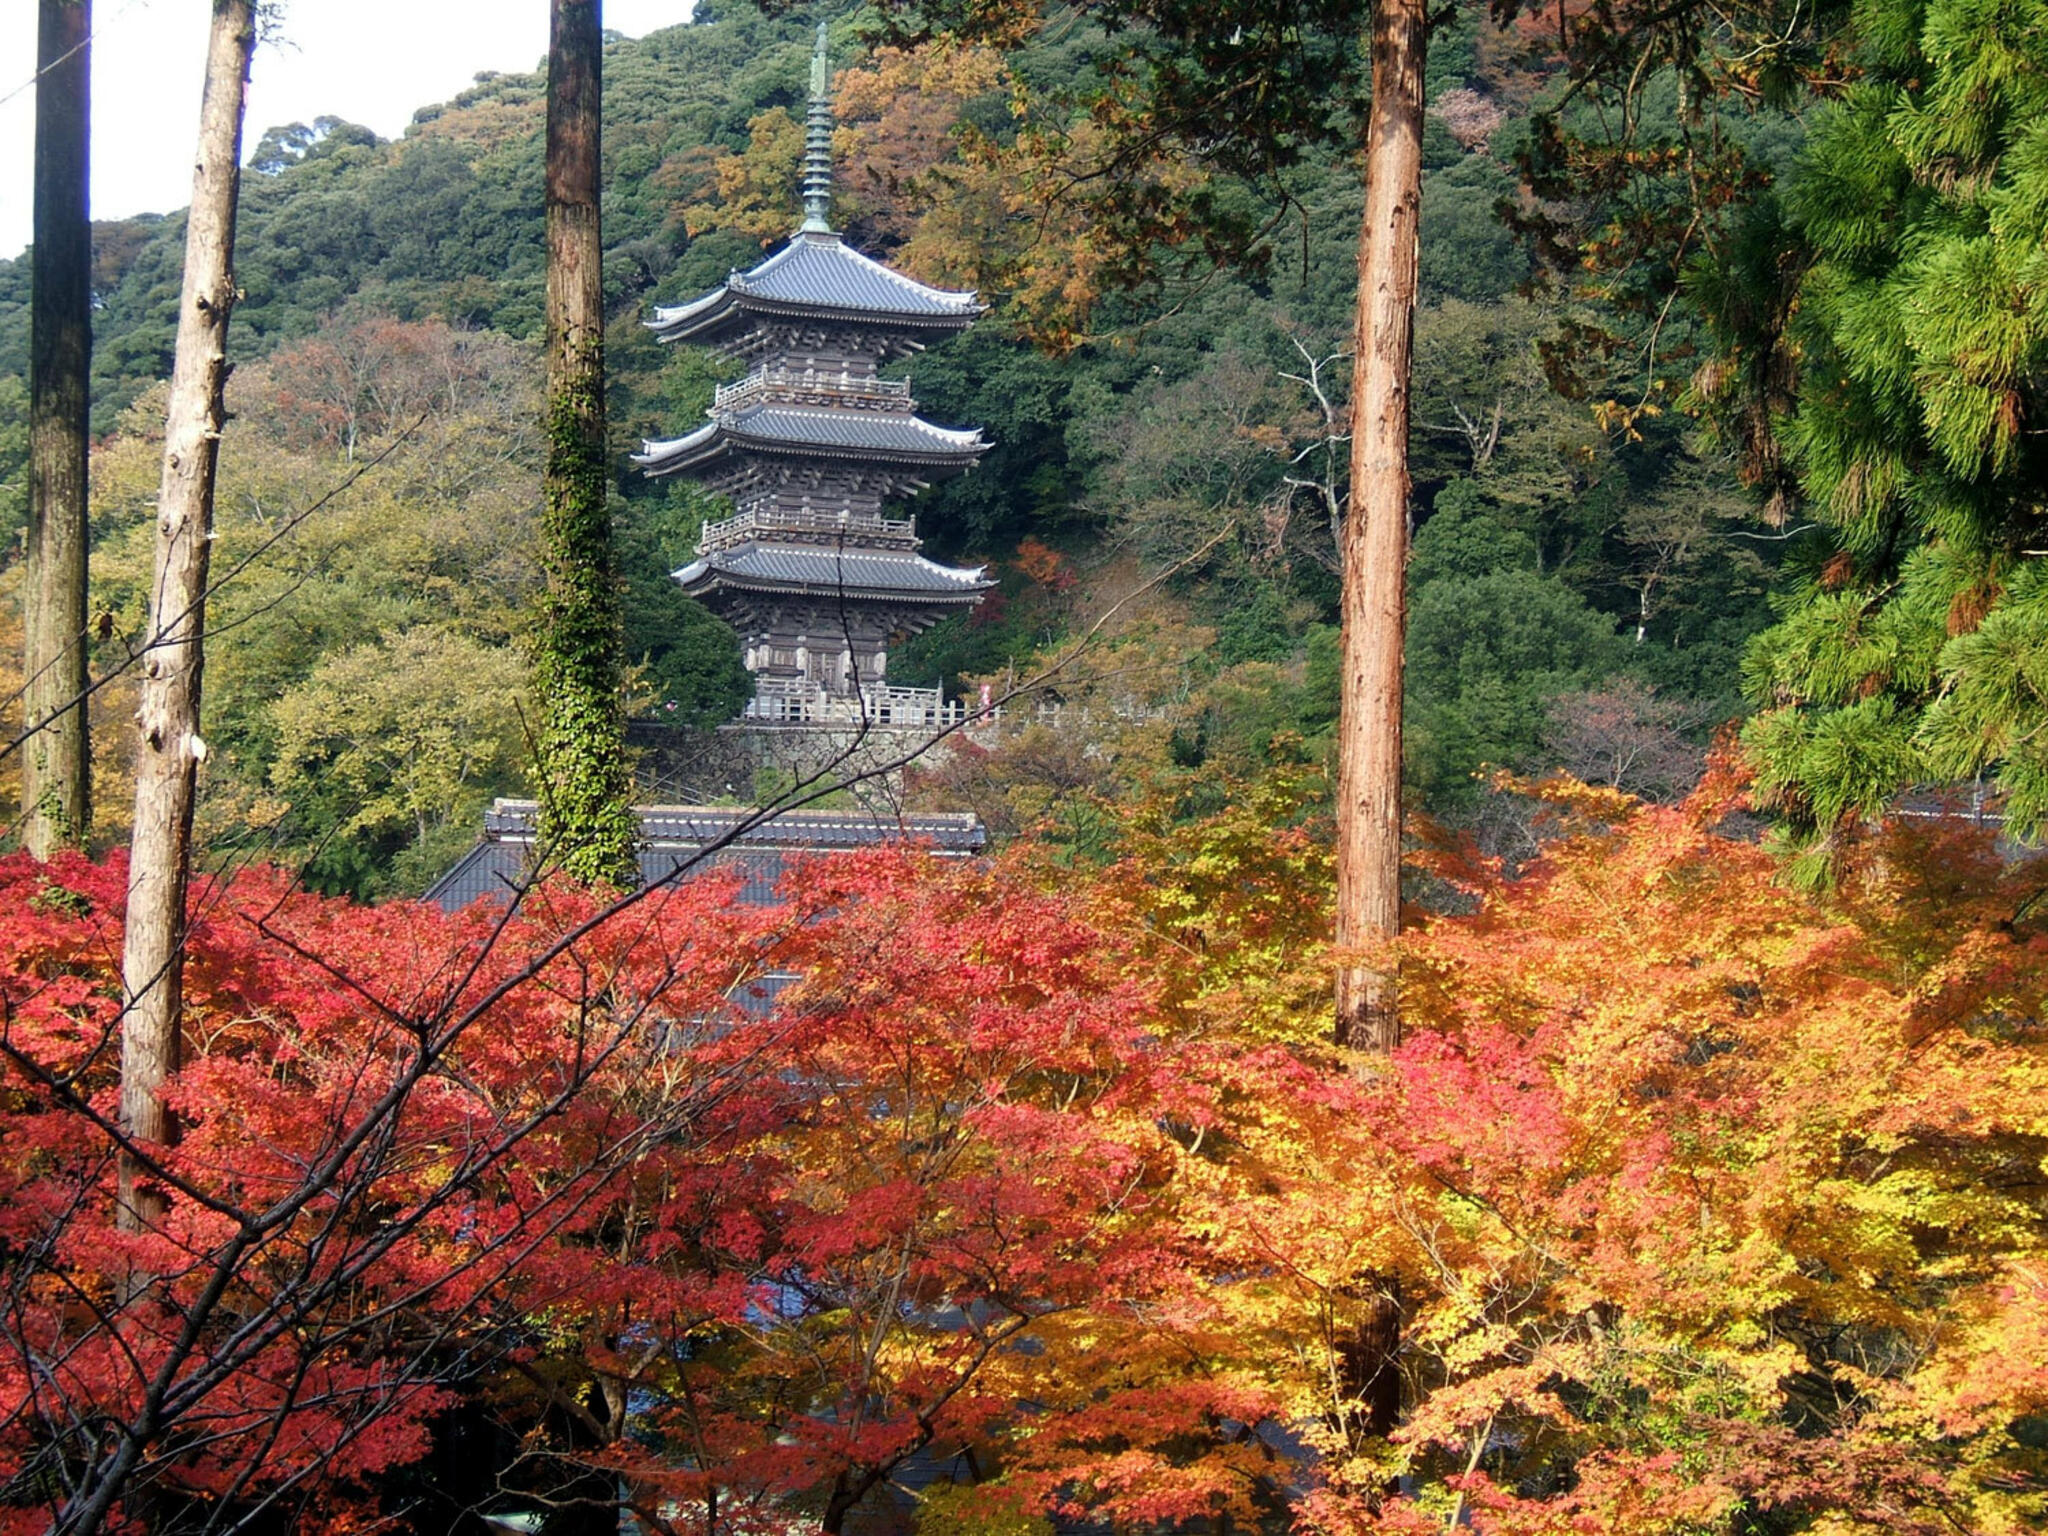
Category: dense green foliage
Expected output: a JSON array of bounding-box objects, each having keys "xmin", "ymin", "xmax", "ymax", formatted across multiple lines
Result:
[
  {"xmin": 1722, "ymin": 0, "xmax": 2048, "ymax": 870},
  {"xmin": 0, "ymin": 1, "xmax": 1791, "ymax": 884},
  {"xmin": 77, "ymin": 326, "xmax": 548, "ymax": 896}
]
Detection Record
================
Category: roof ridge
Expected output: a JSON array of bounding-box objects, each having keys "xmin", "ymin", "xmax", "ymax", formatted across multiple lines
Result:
[
  {"xmin": 726, "ymin": 237, "xmax": 803, "ymax": 295},
  {"xmin": 826, "ymin": 237, "xmax": 980, "ymax": 307},
  {"xmin": 649, "ymin": 231, "xmax": 983, "ymax": 339},
  {"xmin": 488, "ymin": 797, "xmax": 983, "ymax": 826},
  {"xmin": 733, "ymin": 401, "xmax": 986, "ymax": 441}
]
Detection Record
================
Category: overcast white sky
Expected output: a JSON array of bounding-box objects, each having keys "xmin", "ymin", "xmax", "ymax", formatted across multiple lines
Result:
[{"xmin": 0, "ymin": 0, "xmax": 697, "ymax": 262}]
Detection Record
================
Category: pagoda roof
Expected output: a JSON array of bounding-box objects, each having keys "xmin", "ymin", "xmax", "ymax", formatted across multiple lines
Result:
[
  {"xmin": 675, "ymin": 544, "xmax": 993, "ymax": 604},
  {"xmin": 427, "ymin": 799, "xmax": 986, "ymax": 911},
  {"xmin": 648, "ymin": 231, "xmax": 984, "ymax": 347},
  {"xmin": 635, "ymin": 402, "xmax": 988, "ymax": 478}
]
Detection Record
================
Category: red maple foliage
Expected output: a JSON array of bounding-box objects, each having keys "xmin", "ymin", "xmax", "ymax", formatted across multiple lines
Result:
[
  {"xmin": 0, "ymin": 847, "xmax": 1252, "ymax": 1536},
  {"xmin": 6, "ymin": 784, "xmax": 2044, "ymax": 1536},
  {"xmin": 0, "ymin": 850, "xmax": 788, "ymax": 1534}
]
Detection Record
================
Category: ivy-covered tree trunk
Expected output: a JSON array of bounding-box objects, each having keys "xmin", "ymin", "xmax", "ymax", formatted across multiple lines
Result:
[
  {"xmin": 23, "ymin": 0, "xmax": 92, "ymax": 858},
  {"xmin": 536, "ymin": 0, "xmax": 636, "ymax": 888},
  {"xmin": 119, "ymin": 0, "xmax": 255, "ymax": 1235},
  {"xmin": 1334, "ymin": 0, "xmax": 1428, "ymax": 1055}
]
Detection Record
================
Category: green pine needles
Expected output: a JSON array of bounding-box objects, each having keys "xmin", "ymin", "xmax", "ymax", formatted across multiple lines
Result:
[
  {"xmin": 534, "ymin": 364, "xmax": 638, "ymax": 888},
  {"xmin": 1739, "ymin": 0, "xmax": 2048, "ymax": 874}
]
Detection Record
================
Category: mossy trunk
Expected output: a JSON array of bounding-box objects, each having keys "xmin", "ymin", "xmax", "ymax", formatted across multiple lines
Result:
[{"xmin": 535, "ymin": 0, "xmax": 636, "ymax": 888}]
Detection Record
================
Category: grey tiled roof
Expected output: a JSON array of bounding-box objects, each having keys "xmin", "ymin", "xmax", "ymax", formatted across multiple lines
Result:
[
  {"xmin": 675, "ymin": 544, "xmax": 993, "ymax": 600},
  {"xmin": 649, "ymin": 232, "xmax": 983, "ymax": 343},
  {"xmin": 484, "ymin": 801, "xmax": 986, "ymax": 850},
  {"xmin": 427, "ymin": 800, "xmax": 987, "ymax": 911},
  {"xmin": 635, "ymin": 404, "xmax": 987, "ymax": 477}
]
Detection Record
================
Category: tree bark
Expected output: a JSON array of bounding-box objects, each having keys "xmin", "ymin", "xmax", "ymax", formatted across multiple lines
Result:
[
  {"xmin": 23, "ymin": 0, "xmax": 93, "ymax": 857},
  {"xmin": 537, "ymin": 0, "xmax": 636, "ymax": 887},
  {"xmin": 1336, "ymin": 1275, "xmax": 1404, "ymax": 1440},
  {"xmin": 1334, "ymin": 0, "xmax": 1428, "ymax": 1053},
  {"xmin": 118, "ymin": 0, "xmax": 256, "ymax": 1234}
]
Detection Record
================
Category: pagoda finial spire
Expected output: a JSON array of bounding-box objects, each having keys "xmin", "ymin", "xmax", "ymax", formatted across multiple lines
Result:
[{"xmin": 800, "ymin": 22, "xmax": 834, "ymax": 233}]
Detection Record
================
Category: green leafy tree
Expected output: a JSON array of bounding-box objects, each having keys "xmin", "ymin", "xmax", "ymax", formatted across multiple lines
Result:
[
  {"xmin": 1406, "ymin": 490, "xmax": 1628, "ymax": 800},
  {"xmin": 1731, "ymin": 0, "xmax": 2048, "ymax": 868},
  {"xmin": 84, "ymin": 311, "xmax": 541, "ymax": 886},
  {"xmin": 0, "ymin": 376, "xmax": 27, "ymax": 559},
  {"xmin": 269, "ymin": 629, "xmax": 526, "ymax": 892},
  {"xmin": 1410, "ymin": 297, "xmax": 1600, "ymax": 512}
]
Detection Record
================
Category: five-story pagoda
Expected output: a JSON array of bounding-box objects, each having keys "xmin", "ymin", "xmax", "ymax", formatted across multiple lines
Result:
[{"xmin": 635, "ymin": 26, "xmax": 994, "ymax": 729}]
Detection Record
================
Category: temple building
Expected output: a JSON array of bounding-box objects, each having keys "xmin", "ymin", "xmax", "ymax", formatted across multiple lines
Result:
[
  {"xmin": 428, "ymin": 800, "xmax": 985, "ymax": 915},
  {"xmin": 428, "ymin": 32, "xmax": 995, "ymax": 911},
  {"xmin": 634, "ymin": 26, "xmax": 994, "ymax": 730}
]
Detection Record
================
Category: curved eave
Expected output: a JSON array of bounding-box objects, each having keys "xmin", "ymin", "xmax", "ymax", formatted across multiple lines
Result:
[
  {"xmin": 634, "ymin": 425, "xmax": 989, "ymax": 480},
  {"xmin": 674, "ymin": 551, "xmax": 995, "ymax": 606},
  {"xmin": 726, "ymin": 427, "xmax": 987, "ymax": 464},
  {"xmin": 646, "ymin": 292, "xmax": 985, "ymax": 348},
  {"xmin": 646, "ymin": 232, "xmax": 986, "ymax": 346},
  {"xmin": 631, "ymin": 419, "xmax": 721, "ymax": 477},
  {"xmin": 676, "ymin": 571, "xmax": 995, "ymax": 605}
]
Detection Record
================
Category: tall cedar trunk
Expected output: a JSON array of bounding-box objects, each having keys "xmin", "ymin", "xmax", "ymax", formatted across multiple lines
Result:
[
  {"xmin": 1334, "ymin": 0, "xmax": 1428, "ymax": 1054},
  {"xmin": 118, "ymin": 0, "xmax": 256, "ymax": 1235},
  {"xmin": 537, "ymin": 0, "xmax": 636, "ymax": 887},
  {"xmin": 1332, "ymin": 0, "xmax": 1428, "ymax": 1456},
  {"xmin": 23, "ymin": 0, "xmax": 92, "ymax": 857}
]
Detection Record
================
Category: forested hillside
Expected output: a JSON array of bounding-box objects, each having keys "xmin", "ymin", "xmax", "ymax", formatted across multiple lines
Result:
[
  {"xmin": 6, "ymin": 0, "xmax": 2048, "ymax": 1528},
  {"xmin": 0, "ymin": 1, "xmax": 1784, "ymax": 890}
]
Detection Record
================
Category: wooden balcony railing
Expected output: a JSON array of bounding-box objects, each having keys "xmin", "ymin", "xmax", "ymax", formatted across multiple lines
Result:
[
  {"xmin": 714, "ymin": 367, "xmax": 914, "ymax": 415},
  {"xmin": 697, "ymin": 506, "xmax": 919, "ymax": 554}
]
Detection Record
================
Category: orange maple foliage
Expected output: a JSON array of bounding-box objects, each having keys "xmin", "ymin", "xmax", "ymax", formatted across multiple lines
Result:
[
  {"xmin": 3, "ymin": 776, "xmax": 2042, "ymax": 1534},
  {"xmin": 1156, "ymin": 777, "xmax": 2048, "ymax": 1533},
  {"xmin": 680, "ymin": 106, "xmax": 807, "ymax": 247},
  {"xmin": 832, "ymin": 44, "xmax": 1135, "ymax": 343},
  {"xmin": 834, "ymin": 42, "xmax": 1008, "ymax": 251}
]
